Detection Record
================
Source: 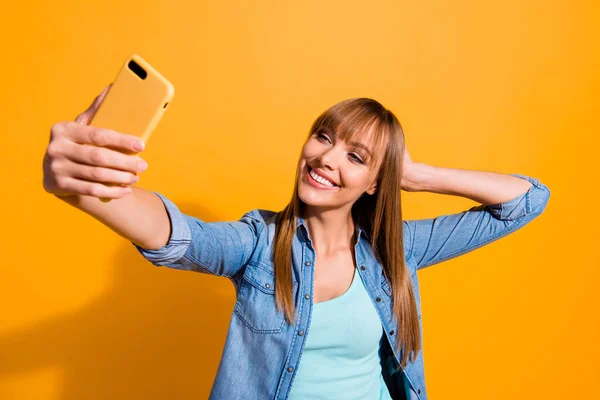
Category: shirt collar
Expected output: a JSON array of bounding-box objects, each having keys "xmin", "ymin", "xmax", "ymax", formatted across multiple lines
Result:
[{"xmin": 295, "ymin": 214, "xmax": 370, "ymax": 245}]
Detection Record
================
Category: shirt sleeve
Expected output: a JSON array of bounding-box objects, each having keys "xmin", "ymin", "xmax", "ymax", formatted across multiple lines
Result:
[
  {"xmin": 403, "ymin": 173, "xmax": 551, "ymax": 270},
  {"xmin": 132, "ymin": 192, "xmax": 265, "ymax": 279}
]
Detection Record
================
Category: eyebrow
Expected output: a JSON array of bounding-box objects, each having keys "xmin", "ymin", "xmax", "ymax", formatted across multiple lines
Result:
[{"xmin": 348, "ymin": 141, "xmax": 373, "ymax": 159}]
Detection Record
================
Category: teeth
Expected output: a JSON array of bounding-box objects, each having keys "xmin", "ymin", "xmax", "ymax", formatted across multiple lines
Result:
[{"xmin": 310, "ymin": 169, "xmax": 336, "ymax": 187}]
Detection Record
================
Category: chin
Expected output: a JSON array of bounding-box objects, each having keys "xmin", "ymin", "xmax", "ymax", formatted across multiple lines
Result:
[{"xmin": 298, "ymin": 187, "xmax": 343, "ymax": 209}]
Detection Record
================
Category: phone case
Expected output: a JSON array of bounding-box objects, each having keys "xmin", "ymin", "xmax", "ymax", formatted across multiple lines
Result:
[
  {"xmin": 89, "ymin": 54, "xmax": 174, "ymax": 201},
  {"xmin": 90, "ymin": 53, "xmax": 174, "ymax": 143}
]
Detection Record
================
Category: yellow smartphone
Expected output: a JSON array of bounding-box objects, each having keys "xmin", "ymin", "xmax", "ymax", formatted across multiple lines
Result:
[{"xmin": 89, "ymin": 54, "xmax": 175, "ymax": 202}]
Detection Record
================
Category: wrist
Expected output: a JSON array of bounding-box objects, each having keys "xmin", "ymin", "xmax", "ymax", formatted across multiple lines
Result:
[{"xmin": 404, "ymin": 162, "xmax": 434, "ymax": 192}]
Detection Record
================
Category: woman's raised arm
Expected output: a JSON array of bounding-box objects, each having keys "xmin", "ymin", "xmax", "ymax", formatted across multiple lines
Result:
[{"xmin": 402, "ymin": 163, "xmax": 551, "ymax": 270}]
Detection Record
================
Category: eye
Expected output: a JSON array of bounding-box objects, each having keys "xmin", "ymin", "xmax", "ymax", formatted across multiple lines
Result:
[
  {"xmin": 350, "ymin": 153, "xmax": 365, "ymax": 164},
  {"xmin": 316, "ymin": 132, "xmax": 330, "ymax": 142}
]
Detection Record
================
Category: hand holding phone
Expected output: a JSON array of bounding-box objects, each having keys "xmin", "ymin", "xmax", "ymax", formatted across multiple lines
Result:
[
  {"xmin": 42, "ymin": 88, "xmax": 147, "ymax": 200},
  {"xmin": 42, "ymin": 55, "xmax": 174, "ymax": 201}
]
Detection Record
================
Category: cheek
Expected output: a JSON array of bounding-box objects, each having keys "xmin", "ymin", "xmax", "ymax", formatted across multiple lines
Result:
[
  {"xmin": 343, "ymin": 171, "xmax": 373, "ymax": 188},
  {"xmin": 302, "ymin": 140, "xmax": 321, "ymax": 157}
]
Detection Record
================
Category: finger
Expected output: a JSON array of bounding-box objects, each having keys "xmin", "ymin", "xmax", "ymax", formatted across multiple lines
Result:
[
  {"xmin": 68, "ymin": 122, "xmax": 145, "ymax": 154},
  {"xmin": 61, "ymin": 177, "xmax": 132, "ymax": 199},
  {"xmin": 75, "ymin": 84, "xmax": 113, "ymax": 125},
  {"xmin": 62, "ymin": 139, "xmax": 147, "ymax": 174},
  {"xmin": 64, "ymin": 158, "xmax": 139, "ymax": 185}
]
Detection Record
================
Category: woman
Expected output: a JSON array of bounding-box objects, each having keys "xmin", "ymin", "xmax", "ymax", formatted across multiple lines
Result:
[{"xmin": 43, "ymin": 85, "xmax": 551, "ymax": 400}]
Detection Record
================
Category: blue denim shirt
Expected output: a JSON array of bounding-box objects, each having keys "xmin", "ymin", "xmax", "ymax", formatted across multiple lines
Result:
[{"xmin": 133, "ymin": 173, "xmax": 550, "ymax": 400}]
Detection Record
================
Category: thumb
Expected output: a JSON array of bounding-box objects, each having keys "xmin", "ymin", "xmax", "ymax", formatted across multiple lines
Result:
[{"xmin": 75, "ymin": 84, "xmax": 112, "ymax": 125}]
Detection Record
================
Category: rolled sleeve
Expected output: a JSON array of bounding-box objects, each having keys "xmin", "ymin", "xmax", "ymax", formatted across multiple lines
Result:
[
  {"xmin": 132, "ymin": 192, "xmax": 192, "ymax": 266},
  {"xmin": 485, "ymin": 173, "xmax": 551, "ymax": 220}
]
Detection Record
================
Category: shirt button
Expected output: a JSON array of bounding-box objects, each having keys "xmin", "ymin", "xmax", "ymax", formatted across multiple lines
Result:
[
  {"xmin": 376, "ymin": 297, "xmax": 382, "ymax": 302},
  {"xmin": 298, "ymin": 330, "xmax": 304, "ymax": 336},
  {"xmin": 304, "ymin": 294, "xmax": 310, "ymax": 299},
  {"xmin": 390, "ymin": 330, "xmax": 395, "ymax": 335},
  {"xmin": 305, "ymin": 261, "xmax": 311, "ymax": 266},
  {"xmin": 288, "ymin": 367, "xmax": 294, "ymax": 373},
  {"xmin": 360, "ymin": 265, "xmax": 366, "ymax": 270},
  {"xmin": 265, "ymin": 283, "xmax": 271, "ymax": 289},
  {"xmin": 417, "ymin": 389, "xmax": 421, "ymax": 394}
]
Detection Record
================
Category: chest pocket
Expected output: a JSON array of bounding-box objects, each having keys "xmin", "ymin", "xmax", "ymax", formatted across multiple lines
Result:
[{"xmin": 234, "ymin": 262, "xmax": 296, "ymax": 333}]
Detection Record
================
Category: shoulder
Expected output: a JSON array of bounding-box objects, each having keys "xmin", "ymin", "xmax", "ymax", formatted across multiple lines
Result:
[
  {"xmin": 242, "ymin": 209, "xmax": 277, "ymax": 225},
  {"xmin": 238, "ymin": 209, "xmax": 279, "ymax": 241}
]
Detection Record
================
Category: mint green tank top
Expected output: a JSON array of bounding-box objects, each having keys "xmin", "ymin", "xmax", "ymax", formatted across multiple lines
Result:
[{"xmin": 287, "ymin": 267, "xmax": 393, "ymax": 400}]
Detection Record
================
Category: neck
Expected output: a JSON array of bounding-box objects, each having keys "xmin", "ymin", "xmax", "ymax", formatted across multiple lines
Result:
[{"xmin": 302, "ymin": 205, "xmax": 357, "ymax": 255}]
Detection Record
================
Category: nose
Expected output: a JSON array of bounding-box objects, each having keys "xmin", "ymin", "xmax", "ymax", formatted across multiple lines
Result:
[{"xmin": 316, "ymin": 146, "xmax": 341, "ymax": 171}]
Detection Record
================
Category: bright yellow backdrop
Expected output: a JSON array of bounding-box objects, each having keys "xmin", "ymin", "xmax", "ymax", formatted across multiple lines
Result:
[{"xmin": 0, "ymin": 1, "xmax": 597, "ymax": 399}]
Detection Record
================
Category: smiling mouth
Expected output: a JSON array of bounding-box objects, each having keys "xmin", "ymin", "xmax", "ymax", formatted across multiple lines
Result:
[{"xmin": 306, "ymin": 166, "xmax": 339, "ymax": 188}]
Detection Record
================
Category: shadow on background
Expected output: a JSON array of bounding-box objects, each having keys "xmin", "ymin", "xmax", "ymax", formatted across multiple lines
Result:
[{"xmin": 0, "ymin": 202, "xmax": 240, "ymax": 399}]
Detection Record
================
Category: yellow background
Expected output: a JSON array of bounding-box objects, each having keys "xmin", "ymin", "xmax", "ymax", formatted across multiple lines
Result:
[{"xmin": 1, "ymin": 0, "xmax": 597, "ymax": 399}]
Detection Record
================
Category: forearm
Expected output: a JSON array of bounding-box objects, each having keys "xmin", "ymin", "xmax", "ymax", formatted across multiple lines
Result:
[
  {"xmin": 405, "ymin": 162, "xmax": 533, "ymax": 205},
  {"xmin": 57, "ymin": 186, "xmax": 171, "ymax": 249}
]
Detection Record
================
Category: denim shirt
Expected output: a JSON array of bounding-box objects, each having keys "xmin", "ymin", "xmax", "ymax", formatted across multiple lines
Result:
[{"xmin": 133, "ymin": 173, "xmax": 550, "ymax": 400}]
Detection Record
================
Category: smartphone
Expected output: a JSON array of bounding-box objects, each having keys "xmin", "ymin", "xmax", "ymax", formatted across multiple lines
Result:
[{"xmin": 89, "ymin": 54, "xmax": 175, "ymax": 202}]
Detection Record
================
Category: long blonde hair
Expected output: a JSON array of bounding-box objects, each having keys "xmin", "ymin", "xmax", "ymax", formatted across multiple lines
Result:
[{"xmin": 267, "ymin": 98, "xmax": 420, "ymax": 368}]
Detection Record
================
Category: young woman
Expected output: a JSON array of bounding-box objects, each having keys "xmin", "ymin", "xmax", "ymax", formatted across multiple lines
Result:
[{"xmin": 43, "ymin": 85, "xmax": 551, "ymax": 400}]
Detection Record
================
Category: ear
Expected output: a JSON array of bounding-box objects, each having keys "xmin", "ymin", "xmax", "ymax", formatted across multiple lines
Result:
[{"xmin": 366, "ymin": 183, "xmax": 377, "ymax": 196}]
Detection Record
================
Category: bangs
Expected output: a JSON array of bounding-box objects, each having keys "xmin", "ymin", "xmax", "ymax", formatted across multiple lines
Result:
[{"xmin": 310, "ymin": 99, "xmax": 391, "ymax": 168}]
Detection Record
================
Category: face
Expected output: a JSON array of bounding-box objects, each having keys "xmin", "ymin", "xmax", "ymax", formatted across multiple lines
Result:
[{"xmin": 297, "ymin": 126, "xmax": 384, "ymax": 211}]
